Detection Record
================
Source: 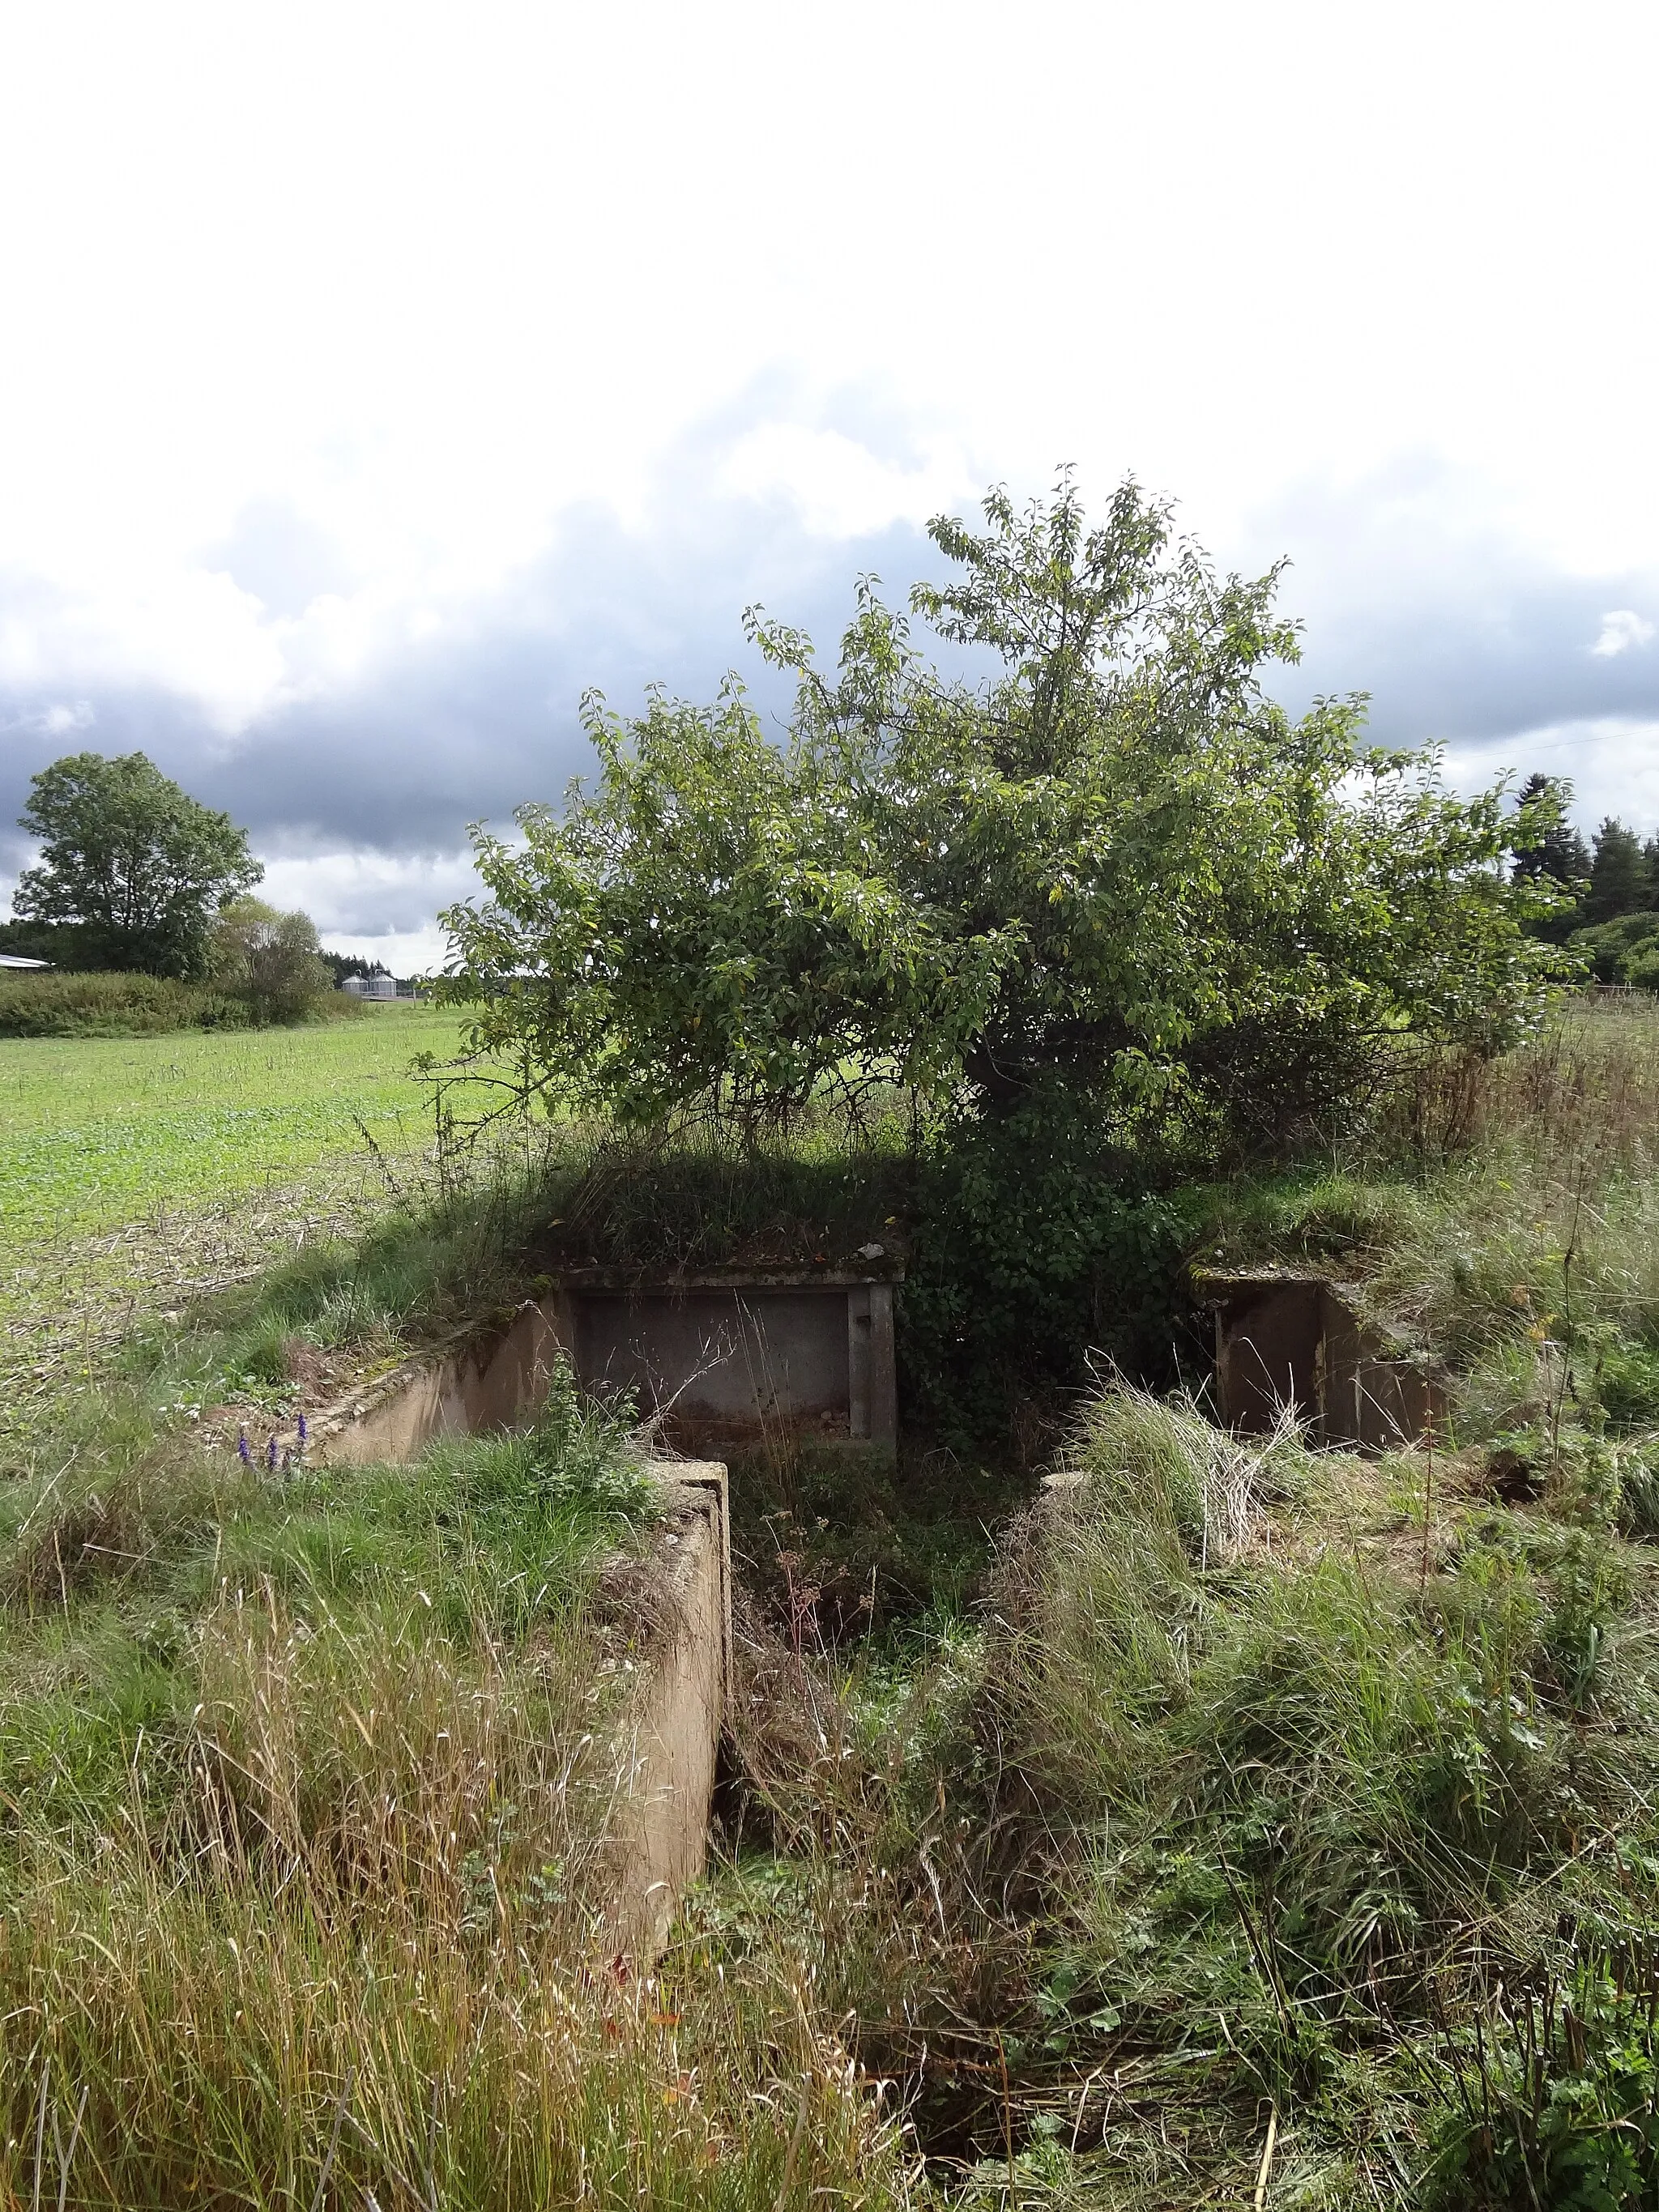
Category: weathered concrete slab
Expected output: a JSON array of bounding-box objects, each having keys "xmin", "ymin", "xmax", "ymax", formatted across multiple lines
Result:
[
  {"xmin": 554, "ymin": 1266, "xmax": 898, "ymax": 1456},
  {"xmin": 275, "ymin": 1349, "xmax": 735, "ymax": 1960},
  {"xmin": 610, "ymin": 1464, "xmax": 730, "ymax": 1958},
  {"xmin": 1194, "ymin": 1269, "xmax": 1447, "ymax": 1450},
  {"xmin": 291, "ymin": 1302, "xmax": 567, "ymax": 1468},
  {"xmin": 290, "ymin": 1266, "xmax": 900, "ymax": 1468}
]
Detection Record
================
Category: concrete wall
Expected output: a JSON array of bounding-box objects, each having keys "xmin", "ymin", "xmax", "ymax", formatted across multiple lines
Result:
[
  {"xmin": 562, "ymin": 1269, "xmax": 897, "ymax": 1455},
  {"xmin": 260, "ymin": 1264, "xmax": 890, "ymax": 1950},
  {"xmin": 292, "ymin": 1301, "xmax": 566, "ymax": 1468},
  {"xmin": 609, "ymin": 1465, "xmax": 730, "ymax": 1959},
  {"xmin": 1197, "ymin": 1270, "xmax": 1446, "ymax": 1451},
  {"xmin": 275, "ymin": 1340, "xmax": 735, "ymax": 1962},
  {"xmin": 289, "ymin": 1268, "xmax": 899, "ymax": 1469}
]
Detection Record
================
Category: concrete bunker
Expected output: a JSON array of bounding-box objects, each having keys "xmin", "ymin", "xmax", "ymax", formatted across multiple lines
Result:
[
  {"xmin": 271, "ymin": 1260, "xmax": 901, "ymax": 1951},
  {"xmin": 1196, "ymin": 1270, "xmax": 1445, "ymax": 1451},
  {"xmin": 294, "ymin": 1264, "xmax": 901, "ymax": 1469},
  {"xmin": 556, "ymin": 1265, "xmax": 898, "ymax": 1458}
]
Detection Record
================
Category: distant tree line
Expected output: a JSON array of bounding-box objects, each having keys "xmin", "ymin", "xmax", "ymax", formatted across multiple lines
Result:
[
  {"xmin": 325, "ymin": 950, "xmax": 393, "ymax": 985},
  {"xmin": 0, "ymin": 750, "xmax": 377, "ymax": 1024},
  {"xmin": 1512, "ymin": 771, "xmax": 1659, "ymax": 987}
]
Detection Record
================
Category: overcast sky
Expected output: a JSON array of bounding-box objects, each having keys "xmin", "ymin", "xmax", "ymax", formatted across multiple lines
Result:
[{"xmin": 2, "ymin": 0, "xmax": 1657, "ymax": 970}]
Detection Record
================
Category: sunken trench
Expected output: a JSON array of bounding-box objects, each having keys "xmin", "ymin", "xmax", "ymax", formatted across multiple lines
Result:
[{"xmin": 273, "ymin": 1250, "xmax": 1442, "ymax": 2001}]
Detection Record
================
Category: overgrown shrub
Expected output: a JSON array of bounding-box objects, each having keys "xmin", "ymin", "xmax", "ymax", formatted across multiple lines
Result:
[
  {"xmin": 441, "ymin": 477, "xmax": 1559, "ymax": 1166},
  {"xmin": 0, "ymin": 961, "xmax": 346, "ymax": 1036},
  {"xmin": 1569, "ymin": 910, "xmax": 1659, "ymax": 985},
  {"xmin": 0, "ymin": 969, "xmax": 257, "ymax": 1037},
  {"xmin": 206, "ymin": 894, "xmax": 332, "ymax": 1021},
  {"xmin": 900, "ymin": 1090, "xmax": 1198, "ymax": 1442}
]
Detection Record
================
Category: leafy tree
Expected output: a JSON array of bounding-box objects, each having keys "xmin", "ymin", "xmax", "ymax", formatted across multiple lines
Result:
[
  {"xmin": 1584, "ymin": 817, "xmax": 1649, "ymax": 925},
  {"xmin": 207, "ymin": 897, "xmax": 330, "ymax": 1019},
  {"xmin": 1511, "ymin": 773, "xmax": 1589, "ymax": 888},
  {"xmin": 13, "ymin": 752, "xmax": 262, "ymax": 977},
  {"xmin": 1568, "ymin": 911, "xmax": 1659, "ymax": 984},
  {"xmin": 0, "ymin": 918, "xmax": 66, "ymax": 965},
  {"xmin": 441, "ymin": 477, "xmax": 1562, "ymax": 1157},
  {"xmin": 1509, "ymin": 774, "xmax": 1589, "ymax": 944}
]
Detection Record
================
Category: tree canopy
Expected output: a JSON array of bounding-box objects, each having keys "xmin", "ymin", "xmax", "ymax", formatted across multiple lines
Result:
[
  {"xmin": 441, "ymin": 477, "xmax": 1563, "ymax": 1153},
  {"xmin": 1584, "ymin": 816, "xmax": 1652, "ymax": 927},
  {"xmin": 13, "ymin": 752, "xmax": 262, "ymax": 978},
  {"xmin": 1511, "ymin": 773, "xmax": 1590, "ymax": 889},
  {"xmin": 207, "ymin": 897, "xmax": 331, "ymax": 1020}
]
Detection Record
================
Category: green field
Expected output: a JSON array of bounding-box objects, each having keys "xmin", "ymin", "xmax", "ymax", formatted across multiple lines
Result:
[
  {"xmin": 0, "ymin": 1004, "xmax": 462, "ymax": 1247},
  {"xmin": 0, "ymin": 1004, "xmax": 467, "ymax": 1438}
]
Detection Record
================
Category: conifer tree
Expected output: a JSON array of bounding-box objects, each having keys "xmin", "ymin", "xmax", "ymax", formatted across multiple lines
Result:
[
  {"xmin": 1585, "ymin": 816, "xmax": 1648, "ymax": 925},
  {"xmin": 1511, "ymin": 774, "xmax": 1590, "ymax": 889}
]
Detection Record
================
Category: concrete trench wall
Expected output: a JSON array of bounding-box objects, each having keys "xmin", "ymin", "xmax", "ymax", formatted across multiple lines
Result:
[
  {"xmin": 1196, "ymin": 1270, "xmax": 1447, "ymax": 1450},
  {"xmin": 277, "ymin": 1332, "xmax": 734, "ymax": 1963},
  {"xmin": 294, "ymin": 1268, "xmax": 899, "ymax": 1471},
  {"xmin": 270, "ymin": 1256, "xmax": 1439, "ymax": 1943},
  {"xmin": 562, "ymin": 1268, "xmax": 898, "ymax": 1457},
  {"xmin": 609, "ymin": 1466, "xmax": 731, "ymax": 1958},
  {"xmin": 291, "ymin": 1299, "xmax": 569, "ymax": 1470}
]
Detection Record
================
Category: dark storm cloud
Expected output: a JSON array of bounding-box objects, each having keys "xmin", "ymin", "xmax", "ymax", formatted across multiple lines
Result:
[
  {"xmin": 0, "ymin": 493, "xmax": 942, "ymax": 880},
  {"xmin": 1247, "ymin": 458, "xmax": 1659, "ymax": 772},
  {"xmin": 4, "ymin": 449, "xmax": 1657, "ymax": 911}
]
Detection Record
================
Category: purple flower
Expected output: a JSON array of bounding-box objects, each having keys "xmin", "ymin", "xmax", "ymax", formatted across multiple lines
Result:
[
  {"xmin": 296, "ymin": 1413, "xmax": 309, "ymax": 1447},
  {"xmin": 266, "ymin": 1434, "xmax": 278, "ymax": 1471},
  {"xmin": 237, "ymin": 1427, "xmax": 250, "ymax": 1465}
]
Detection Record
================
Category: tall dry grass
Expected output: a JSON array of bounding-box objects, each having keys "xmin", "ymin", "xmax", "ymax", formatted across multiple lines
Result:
[
  {"xmin": 0, "ymin": 1384, "xmax": 919, "ymax": 2209},
  {"xmin": 1205, "ymin": 1001, "xmax": 1659, "ymax": 1434},
  {"xmin": 715, "ymin": 1375, "xmax": 1659, "ymax": 2201},
  {"xmin": 0, "ymin": 1609, "xmax": 908, "ymax": 2208},
  {"xmin": 1381, "ymin": 997, "xmax": 1659, "ymax": 1179}
]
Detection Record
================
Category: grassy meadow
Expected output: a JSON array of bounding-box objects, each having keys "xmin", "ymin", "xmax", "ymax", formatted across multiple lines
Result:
[
  {"xmin": 0, "ymin": 1003, "xmax": 463, "ymax": 1250},
  {"xmin": 0, "ymin": 1004, "xmax": 467, "ymax": 1446}
]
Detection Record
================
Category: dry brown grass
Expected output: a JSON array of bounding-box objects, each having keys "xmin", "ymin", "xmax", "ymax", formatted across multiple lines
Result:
[
  {"xmin": 0, "ymin": 1460, "xmax": 919, "ymax": 2210},
  {"xmin": 1380, "ymin": 997, "xmax": 1659, "ymax": 1178}
]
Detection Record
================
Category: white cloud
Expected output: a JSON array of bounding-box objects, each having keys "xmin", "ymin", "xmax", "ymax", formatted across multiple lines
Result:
[
  {"xmin": 254, "ymin": 850, "xmax": 480, "ymax": 938},
  {"xmin": 320, "ymin": 924, "xmax": 452, "ymax": 977},
  {"xmin": 2, "ymin": 700, "xmax": 95, "ymax": 739},
  {"xmin": 1592, "ymin": 610, "xmax": 1656, "ymax": 658},
  {"xmin": 1444, "ymin": 718, "xmax": 1659, "ymax": 835},
  {"xmin": 0, "ymin": 0, "xmax": 1657, "ymax": 713},
  {"xmin": 722, "ymin": 426, "xmax": 972, "ymax": 541},
  {"xmin": 247, "ymin": 850, "xmax": 484, "ymax": 978},
  {"xmin": 2, "ymin": 0, "xmax": 1659, "ymax": 938}
]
